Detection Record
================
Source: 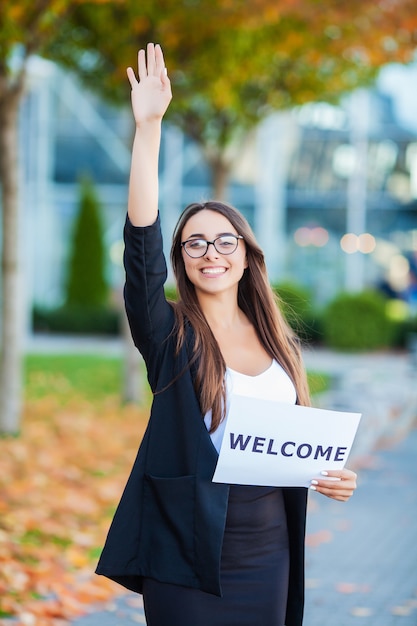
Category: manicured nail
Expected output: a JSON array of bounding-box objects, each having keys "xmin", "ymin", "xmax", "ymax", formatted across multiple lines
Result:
[
  {"xmin": 311, "ymin": 480, "xmax": 319, "ymax": 485},
  {"xmin": 321, "ymin": 471, "xmax": 341, "ymax": 481},
  {"xmin": 309, "ymin": 485, "xmax": 317, "ymax": 491}
]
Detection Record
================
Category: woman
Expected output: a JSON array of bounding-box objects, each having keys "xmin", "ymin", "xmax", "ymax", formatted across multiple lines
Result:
[{"xmin": 96, "ymin": 43, "xmax": 357, "ymax": 626}]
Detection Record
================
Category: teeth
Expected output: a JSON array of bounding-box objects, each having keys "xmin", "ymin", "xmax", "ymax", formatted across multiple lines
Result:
[{"xmin": 201, "ymin": 267, "xmax": 226, "ymax": 275}]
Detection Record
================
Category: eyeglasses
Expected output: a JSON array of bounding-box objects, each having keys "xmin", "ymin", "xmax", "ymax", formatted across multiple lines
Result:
[{"xmin": 181, "ymin": 234, "xmax": 244, "ymax": 258}]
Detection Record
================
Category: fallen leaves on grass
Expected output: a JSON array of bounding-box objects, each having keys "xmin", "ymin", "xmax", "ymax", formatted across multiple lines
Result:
[{"xmin": 0, "ymin": 392, "xmax": 149, "ymax": 626}]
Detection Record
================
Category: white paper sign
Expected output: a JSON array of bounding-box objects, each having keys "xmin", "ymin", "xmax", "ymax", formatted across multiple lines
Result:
[{"xmin": 212, "ymin": 394, "xmax": 361, "ymax": 487}]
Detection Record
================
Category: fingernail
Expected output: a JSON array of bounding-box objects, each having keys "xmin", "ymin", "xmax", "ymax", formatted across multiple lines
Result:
[
  {"xmin": 309, "ymin": 485, "xmax": 317, "ymax": 491},
  {"xmin": 321, "ymin": 471, "xmax": 329, "ymax": 476},
  {"xmin": 311, "ymin": 480, "xmax": 319, "ymax": 485}
]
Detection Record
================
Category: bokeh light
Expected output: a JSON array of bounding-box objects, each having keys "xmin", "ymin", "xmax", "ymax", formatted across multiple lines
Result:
[
  {"xmin": 340, "ymin": 233, "xmax": 358, "ymax": 253},
  {"xmin": 358, "ymin": 233, "xmax": 376, "ymax": 253},
  {"xmin": 388, "ymin": 254, "xmax": 410, "ymax": 291},
  {"xmin": 340, "ymin": 232, "xmax": 376, "ymax": 254},
  {"xmin": 294, "ymin": 226, "xmax": 329, "ymax": 247}
]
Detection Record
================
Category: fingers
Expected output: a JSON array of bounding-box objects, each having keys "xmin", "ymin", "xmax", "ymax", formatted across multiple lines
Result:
[
  {"xmin": 126, "ymin": 66, "xmax": 137, "ymax": 89},
  {"xmin": 129, "ymin": 44, "xmax": 168, "ymax": 86},
  {"xmin": 311, "ymin": 482, "xmax": 355, "ymax": 502},
  {"xmin": 154, "ymin": 44, "xmax": 167, "ymax": 78},
  {"xmin": 138, "ymin": 48, "xmax": 147, "ymax": 81},
  {"xmin": 125, "ymin": 49, "xmax": 146, "ymax": 87},
  {"xmin": 146, "ymin": 42, "xmax": 156, "ymax": 76},
  {"xmin": 144, "ymin": 42, "xmax": 162, "ymax": 76},
  {"xmin": 310, "ymin": 469, "xmax": 357, "ymax": 502}
]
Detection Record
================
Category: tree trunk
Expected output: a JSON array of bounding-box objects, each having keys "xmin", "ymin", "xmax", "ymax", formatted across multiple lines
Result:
[
  {"xmin": 209, "ymin": 154, "xmax": 231, "ymax": 201},
  {"xmin": 0, "ymin": 83, "xmax": 24, "ymax": 435}
]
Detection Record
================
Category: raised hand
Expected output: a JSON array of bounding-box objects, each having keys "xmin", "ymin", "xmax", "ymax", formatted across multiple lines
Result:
[{"xmin": 127, "ymin": 43, "xmax": 172, "ymax": 126}]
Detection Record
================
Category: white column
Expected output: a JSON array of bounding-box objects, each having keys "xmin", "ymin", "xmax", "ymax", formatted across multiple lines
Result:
[
  {"xmin": 22, "ymin": 59, "xmax": 57, "ymax": 343},
  {"xmin": 345, "ymin": 90, "xmax": 369, "ymax": 292},
  {"xmin": 254, "ymin": 113, "xmax": 297, "ymax": 283}
]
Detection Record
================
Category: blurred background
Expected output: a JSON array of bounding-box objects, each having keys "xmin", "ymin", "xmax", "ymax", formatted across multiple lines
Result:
[
  {"xmin": 0, "ymin": 1, "xmax": 416, "ymax": 624},
  {"xmin": 1, "ymin": 2, "xmax": 417, "ymax": 384},
  {"xmin": 3, "ymin": 4, "xmax": 416, "ymax": 363},
  {"xmin": 21, "ymin": 60, "xmax": 417, "ymax": 325}
]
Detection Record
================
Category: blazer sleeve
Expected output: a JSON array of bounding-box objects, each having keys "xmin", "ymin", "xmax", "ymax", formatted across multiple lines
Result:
[{"xmin": 123, "ymin": 214, "xmax": 175, "ymax": 379}]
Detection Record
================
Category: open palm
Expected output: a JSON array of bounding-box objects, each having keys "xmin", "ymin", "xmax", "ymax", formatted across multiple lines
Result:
[{"xmin": 127, "ymin": 43, "xmax": 172, "ymax": 125}]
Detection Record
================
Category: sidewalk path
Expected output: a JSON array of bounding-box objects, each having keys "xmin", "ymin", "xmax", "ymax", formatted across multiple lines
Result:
[
  {"xmin": 26, "ymin": 336, "xmax": 417, "ymax": 625},
  {"xmin": 304, "ymin": 425, "xmax": 417, "ymax": 626},
  {"xmin": 302, "ymin": 348, "xmax": 417, "ymax": 625}
]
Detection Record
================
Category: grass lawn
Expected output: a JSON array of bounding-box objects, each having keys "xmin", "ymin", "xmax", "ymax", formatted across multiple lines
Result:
[
  {"xmin": 25, "ymin": 353, "xmax": 330, "ymax": 401},
  {"xmin": 25, "ymin": 354, "xmax": 124, "ymax": 402}
]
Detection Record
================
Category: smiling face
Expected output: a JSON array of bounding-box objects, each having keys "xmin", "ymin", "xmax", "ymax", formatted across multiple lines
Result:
[{"xmin": 180, "ymin": 209, "xmax": 247, "ymax": 299}]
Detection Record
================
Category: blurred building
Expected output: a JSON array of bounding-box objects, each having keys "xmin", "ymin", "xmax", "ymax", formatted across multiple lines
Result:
[
  {"xmin": 285, "ymin": 93, "xmax": 417, "ymax": 302},
  {"xmin": 15, "ymin": 58, "xmax": 417, "ymax": 325}
]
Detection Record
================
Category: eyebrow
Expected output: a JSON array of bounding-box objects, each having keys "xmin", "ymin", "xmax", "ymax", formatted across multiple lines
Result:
[{"xmin": 185, "ymin": 231, "xmax": 237, "ymax": 239}]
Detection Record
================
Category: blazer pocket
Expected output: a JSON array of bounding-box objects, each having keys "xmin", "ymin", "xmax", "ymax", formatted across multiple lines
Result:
[{"xmin": 143, "ymin": 474, "xmax": 196, "ymax": 574}]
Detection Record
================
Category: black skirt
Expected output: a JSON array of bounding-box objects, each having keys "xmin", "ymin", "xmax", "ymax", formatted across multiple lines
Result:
[{"xmin": 143, "ymin": 485, "xmax": 290, "ymax": 626}]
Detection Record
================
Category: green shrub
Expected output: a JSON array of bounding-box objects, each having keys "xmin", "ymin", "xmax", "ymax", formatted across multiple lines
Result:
[
  {"xmin": 66, "ymin": 177, "xmax": 109, "ymax": 307},
  {"xmin": 322, "ymin": 290, "xmax": 395, "ymax": 351},
  {"xmin": 273, "ymin": 282, "xmax": 322, "ymax": 344},
  {"xmin": 35, "ymin": 177, "xmax": 118, "ymax": 336},
  {"xmin": 395, "ymin": 316, "xmax": 417, "ymax": 348},
  {"xmin": 33, "ymin": 304, "xmax": 121, "ymax": 335},
  {"xmin": 385, "ymin": 300, "xmax": 417, "ymax": 347}
]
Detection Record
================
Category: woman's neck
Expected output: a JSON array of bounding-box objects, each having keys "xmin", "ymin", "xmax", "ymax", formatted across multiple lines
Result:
[{"xmin": 197, "ymin": 291, "xmax": 247, "ymax": 332}]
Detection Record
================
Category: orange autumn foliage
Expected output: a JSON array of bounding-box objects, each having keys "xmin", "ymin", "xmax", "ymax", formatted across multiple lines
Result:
[{"xmin": 0, "ymin": 392, "xmax": 149, "ymax": 626}]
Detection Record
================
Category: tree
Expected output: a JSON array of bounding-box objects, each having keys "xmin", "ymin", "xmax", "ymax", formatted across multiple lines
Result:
[
  {"xmin": 0, "ymin": 2, "xmax": 69, "ymax": 434},
  {"xmin": 0, "ymin": 0, "xmax": 111, "ymax": 434},
  {"xmin": 49, "ymin": 0, "xmax": 417, "ymax": 196},
  {"xmin": 163, "ymin": 0, "xmax": 417, "ymax": 196}
]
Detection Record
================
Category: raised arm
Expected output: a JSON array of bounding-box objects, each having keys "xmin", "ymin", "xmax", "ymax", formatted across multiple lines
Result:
[{"xmin": 126, "ymin": 43, "xmax": 172, "ymax": 226}]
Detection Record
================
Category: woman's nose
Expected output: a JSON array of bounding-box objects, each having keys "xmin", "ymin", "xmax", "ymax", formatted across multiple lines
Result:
[{"xmin": 204, "ymin": 241, "xmax": 220, "ymax": 258}]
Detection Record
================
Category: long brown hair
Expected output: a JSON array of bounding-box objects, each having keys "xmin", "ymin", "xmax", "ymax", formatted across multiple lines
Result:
[{"xmin": 170, "ymin": 201, "xmax": 311, "ymax": 432}]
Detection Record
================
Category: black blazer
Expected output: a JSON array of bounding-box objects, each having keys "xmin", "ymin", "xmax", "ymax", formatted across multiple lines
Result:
[{"xmin": 96, "ymin": 215, "xmax": 308, "ymax": 626}]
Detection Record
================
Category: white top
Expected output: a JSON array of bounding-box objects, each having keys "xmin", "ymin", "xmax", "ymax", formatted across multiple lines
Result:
[{"xmin": 204, "ymin": 359, "xmax": 297, "ymax": 453}]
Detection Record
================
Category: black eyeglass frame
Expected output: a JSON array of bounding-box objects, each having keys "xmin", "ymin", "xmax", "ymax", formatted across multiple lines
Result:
[{"xmin": 181, "ymin": 234, "xmax": 244, "ymax": 258}]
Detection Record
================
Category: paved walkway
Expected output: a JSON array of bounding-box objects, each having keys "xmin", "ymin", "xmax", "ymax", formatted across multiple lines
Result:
[
  {"xmin": 303, "ymin": 348, "xmax": 417, "ymax": 625},
  {"xmin": 305, "ymin": 425, "xmax": 417, "ymax": 626},
  {"xmin": 26, "ymin": 336, "xmax": 417, "ymax": 625}
]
